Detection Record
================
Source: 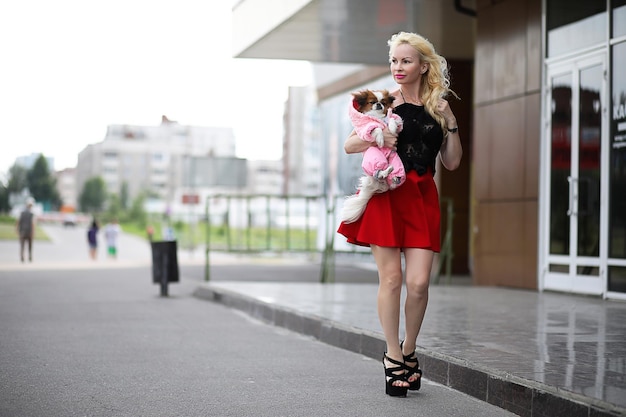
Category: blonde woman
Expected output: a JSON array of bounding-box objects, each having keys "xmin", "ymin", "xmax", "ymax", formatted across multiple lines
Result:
[{"xmin": 338, "ymin": 31, "xmax": 462, "ymax": 397}]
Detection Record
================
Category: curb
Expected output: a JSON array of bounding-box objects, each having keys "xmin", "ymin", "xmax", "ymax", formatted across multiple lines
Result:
[{"xmin": 193, "ymin": 284, "xmax": 624, "ymax": 417}]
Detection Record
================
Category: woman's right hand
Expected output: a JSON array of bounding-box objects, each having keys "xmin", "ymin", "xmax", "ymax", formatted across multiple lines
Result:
[
  {"xmin": 344, "ymin": 127, "xmax": 398, "ymax": 154},
  {"xmin": 381, "ymin": 127, "xmax": 398, "ymax": 151}
]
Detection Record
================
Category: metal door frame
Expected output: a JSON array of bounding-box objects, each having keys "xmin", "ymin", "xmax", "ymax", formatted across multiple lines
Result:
[{"xmin": 539, "ymin": 52, "xmax": 608, "ymax": 296}]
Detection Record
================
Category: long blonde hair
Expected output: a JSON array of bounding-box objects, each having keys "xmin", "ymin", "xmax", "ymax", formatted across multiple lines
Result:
[{"xmin": 387, "ymin": 31, "xmax": 458, "ymax": 129}]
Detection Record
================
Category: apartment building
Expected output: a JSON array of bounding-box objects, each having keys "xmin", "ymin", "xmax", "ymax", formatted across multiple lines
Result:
[
  {"xmin": 76, "ymin": 116, "xmax": 237, "ymax": 205},
  {"xmin": 283, "ymin": 85, "xmax": 322, "ymax": 196},
  {"xmin": 55, "ymin": 167, "xmax": 77, "ymax": 211},
  {"xmin": 74, "ymin": 112, "xmax": 321, "ymax": 219}
]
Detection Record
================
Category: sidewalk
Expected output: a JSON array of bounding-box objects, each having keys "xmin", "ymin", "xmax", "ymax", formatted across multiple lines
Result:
[{"xmin": 194, "ymin": 279, "xmax": 626, "ymax": 417}]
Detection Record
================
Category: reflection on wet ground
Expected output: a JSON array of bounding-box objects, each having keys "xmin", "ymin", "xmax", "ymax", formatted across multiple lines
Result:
[
  {"xmin": 424, "ymin": 287, "xmax": 626, "ymax": 410},
  {"xmin": 202, "ymin": 282, "xmax": 626, "ymax": 413}
]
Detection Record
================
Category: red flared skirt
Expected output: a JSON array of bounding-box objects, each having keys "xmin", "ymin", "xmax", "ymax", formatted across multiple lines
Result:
[{"xmin": 337, "ymin": 170, "xmax": 440, "ymax": 252}]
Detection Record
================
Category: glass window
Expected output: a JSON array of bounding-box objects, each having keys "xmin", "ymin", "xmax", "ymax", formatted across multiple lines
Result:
[
  {"xmin": 550, "ymin": 73, "xmax": 572, "ymax": 256},
  {"xmin": 608, "ymin": 266, "xmax": 626, "ymax": 292},
  {"xmin": 547, "ymin": 1, "xmax": 606, "ymax": 30},
  {"xmin": 547, "ymin": 0, "xmax": 606, "ymax": 57},
  {"xmin": 613, "ymin": 0, "xmax": 626, "ymax": 38},
  {"xmin": 610, "ymin": 42, "xmax": 626, "ymax": 259},
  {"xmin": 577, "ymin": 65, "xmax": 602, "ymax": 258}
]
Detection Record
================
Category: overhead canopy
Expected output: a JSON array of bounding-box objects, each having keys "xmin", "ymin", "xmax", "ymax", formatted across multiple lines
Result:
[{"xmin": 232, "ymin": 0, "xmax": 476, "ymax": 65}]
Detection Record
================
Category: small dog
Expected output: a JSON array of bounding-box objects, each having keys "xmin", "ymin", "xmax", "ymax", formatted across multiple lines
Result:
[{"xmin": 341, "ymin": 89, "xmax": 406, "ymax": 223}]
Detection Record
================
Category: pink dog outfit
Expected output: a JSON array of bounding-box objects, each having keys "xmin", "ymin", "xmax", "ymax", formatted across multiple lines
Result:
[{"xmin": 349, "ymin": 100, "xmax": 406, "ymax": 188}]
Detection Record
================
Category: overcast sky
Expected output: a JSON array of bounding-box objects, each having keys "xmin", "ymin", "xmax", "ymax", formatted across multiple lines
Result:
[{"xmin": 0, "ymin": 0, "xmax": 312, "ymax": 176}]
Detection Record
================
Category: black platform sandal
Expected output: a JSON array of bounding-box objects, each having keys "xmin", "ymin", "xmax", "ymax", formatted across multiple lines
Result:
[
  {"xmin": 400, "ymin": 341, "xmax": 423, "ymax": 391},
  {"xmin": 382, "ymin": 353, "xmax": 408, "ymax": 397}
]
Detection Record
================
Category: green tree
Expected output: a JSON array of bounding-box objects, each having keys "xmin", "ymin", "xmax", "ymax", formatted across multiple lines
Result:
[
  {"xmin": 27, "ymin": 155, "xmax": 61, "ymax": 210},
  {"xmin": 105, "ymin": 192, "xmax": 123, "ymax": 222},
  {"xmin": 79, "ymin": 177, "xmax": 107, "ymax": 213},
  {"xmin": 7, "ymin": 164, "xmax": 28, "ymax": 195},
  {"xmin": 120, "ymin": 182, "xmax": 129, "ymax": 210},
  {"xmin": 0, "ymin": 182, "xmax": 8, "ymax": 212},
  {"xmin": 128, "ymin": 192, "xmax": 147, "ymax": 227}
]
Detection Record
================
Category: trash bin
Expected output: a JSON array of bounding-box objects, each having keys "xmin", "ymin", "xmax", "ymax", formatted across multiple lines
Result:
[{"xmin": 151, "ymin": 240, "xmax": 179, "ymax": 296}]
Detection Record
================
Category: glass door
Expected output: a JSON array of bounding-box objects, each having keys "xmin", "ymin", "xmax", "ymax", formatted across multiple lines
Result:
[{"xmin": 543, "ymin": 53, "xmax": 607, "ymax": 295}]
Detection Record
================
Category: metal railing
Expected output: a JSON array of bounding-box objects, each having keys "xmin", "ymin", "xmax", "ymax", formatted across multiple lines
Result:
[
  {"xmin": 432, "ymin": 197, "xmax": 454, "ymax": 284},
  {"xmin": 204, "ymin": 194, "xmax": 323, "ymax": 281},
  {"xmin": 204, "ymin": 194, "xmax": 454, "ymax": 283}
]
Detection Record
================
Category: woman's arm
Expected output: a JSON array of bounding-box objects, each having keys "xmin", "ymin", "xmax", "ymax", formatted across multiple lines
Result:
[
  {"xmin": 440, "ymin": 129, "xmax": 462, "ymax": 170},
  {"xmin": 344, "ymin": 128, "xmax": 398, "ymax": 154},
  {"xmin": 437, "ymin": 99, "xmax": 462, "ymax": 170}
]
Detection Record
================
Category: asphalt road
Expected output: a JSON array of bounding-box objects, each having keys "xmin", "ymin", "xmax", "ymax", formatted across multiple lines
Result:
[{"xmin": 0, "ymin": 226, "xmax": 515, "ymax": 416}]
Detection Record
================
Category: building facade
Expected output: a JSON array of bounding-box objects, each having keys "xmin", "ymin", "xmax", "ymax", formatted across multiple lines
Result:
[
  {"xmin": 55, "ymin": 167, "xmax": 77, "ymax": 211},
  {"xmin": 283, "ymin": 85, "xmax": 323, "ymax": 196},
  {"xmin": 76, "ymin": 116, "xmax": 237, "ymax": 207},
  {"xmin": 75, "ymin": 115, "xmax": 302, "ymax": 220},
  {"xmin": 232, "ymin": 0, "xmax": 626, "ymax": 300},
  {"xmin": 247, "ymin": 159, "xmax": 284, "ymax": 195}
]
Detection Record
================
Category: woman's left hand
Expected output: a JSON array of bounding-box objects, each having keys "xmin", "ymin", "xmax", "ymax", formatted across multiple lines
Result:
[
  {"xmin": 437, "ymin": 99, "xmax": 456, "ymax": 126},
  {"xmin": 437, "ymin": 98, "xmax": 462, "ymax": 170}
]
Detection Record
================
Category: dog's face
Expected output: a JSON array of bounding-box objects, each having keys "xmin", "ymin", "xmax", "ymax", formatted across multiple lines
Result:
[{"xmin": 352, "ymin": 90, "xmax": 395, "ymax": 119}]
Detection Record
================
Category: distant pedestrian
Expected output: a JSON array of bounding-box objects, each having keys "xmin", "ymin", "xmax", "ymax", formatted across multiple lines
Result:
[
  {"xmin": 16, "ymin": 199, "xmax": 35, "ymax": 262},
  {"xmin": 146, "ymin": 225, "xmax": 154, "ymax": 241},
  {"xmin": 87, "ymin": 219, "xmax": 99, "ymax": 260},
  {"xmin": 164, "ymin": 226, "xmax": 175, "ymax": 241},
  {"xmin": 104, "ymin": 219, "xmax": 121, "ymax": 259}
]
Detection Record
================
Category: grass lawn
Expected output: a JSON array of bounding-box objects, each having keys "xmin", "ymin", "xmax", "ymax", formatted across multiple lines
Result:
[
  {"xmin": 0, "ymin": 223, "xmax": 50, "ymax": 241},
  {"xmin": 0, "ymin": 216, "xmax": 315, "ymax": 252}
]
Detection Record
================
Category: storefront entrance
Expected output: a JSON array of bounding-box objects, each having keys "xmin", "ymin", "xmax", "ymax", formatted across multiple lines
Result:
[{"xmin": 542, "ymin": 53, "xmax": 607, "ymax": 296}]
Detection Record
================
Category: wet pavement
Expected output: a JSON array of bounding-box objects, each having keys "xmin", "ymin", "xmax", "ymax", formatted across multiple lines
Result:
[{"xmin": 195, "ymin": 276, "xmax": 626, "ymax": 417}]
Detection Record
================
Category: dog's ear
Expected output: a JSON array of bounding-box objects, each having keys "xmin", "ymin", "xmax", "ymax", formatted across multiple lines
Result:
[
  {"xmin": 379, "ymin": 90, "xmax": 394, "ymax": 103},
  {"xmin": 352, "ymin": 91, "xmax": 369, "ymax": 108},
  {"xmin": 379, "ymin": 91, "xmax": 395, "ymax": 108}
]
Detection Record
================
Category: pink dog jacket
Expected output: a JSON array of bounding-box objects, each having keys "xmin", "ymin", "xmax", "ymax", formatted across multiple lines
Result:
[{"xmin": 349, "ymin": 101, "xmax": 406, "ymax": 188}]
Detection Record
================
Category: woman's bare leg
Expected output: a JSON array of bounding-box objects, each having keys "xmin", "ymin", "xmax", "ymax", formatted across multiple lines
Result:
[
  {"xmin": 402, "ymin": 247, "xmax": 434, "ymax": 382},
  {"xmin": 371, "ymin": 244, "xmax": 408, "ymax": 388}
]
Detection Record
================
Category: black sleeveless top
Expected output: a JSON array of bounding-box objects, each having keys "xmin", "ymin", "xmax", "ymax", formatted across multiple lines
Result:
[{"xmin": 393, "ymin": 103, "xmax": 444, "ymax": 176}]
